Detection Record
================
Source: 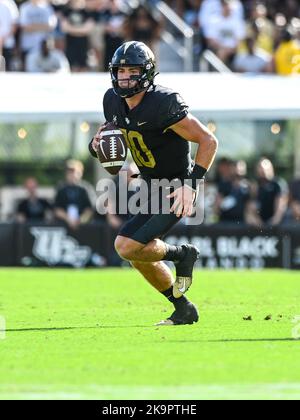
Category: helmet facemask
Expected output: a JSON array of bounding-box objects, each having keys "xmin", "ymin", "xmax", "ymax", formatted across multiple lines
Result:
[{"xmin": 110, "ymin": 61, "xmax": 155, "ymax": 98}]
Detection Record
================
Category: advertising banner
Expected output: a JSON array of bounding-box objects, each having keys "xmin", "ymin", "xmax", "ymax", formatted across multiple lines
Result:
[
  {"xmin": 165, "ymin": 225, "xmax": 284, "ymax": 269},
  {"xmin": 0, "ymin": 223, "xmax": 299, "ymax": 269},
  {"xmin": 16, "ymin": 222, "xmax": 110, "ymax": 268},
  {"xmin": 0, "ymin": 224, "xmax": 16, "ymax": 266}
]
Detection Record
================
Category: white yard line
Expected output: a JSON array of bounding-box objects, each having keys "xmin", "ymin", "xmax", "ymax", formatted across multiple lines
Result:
[{"xmin": 0, "ymin": 384, "xmax": 300, "ymax": 400}]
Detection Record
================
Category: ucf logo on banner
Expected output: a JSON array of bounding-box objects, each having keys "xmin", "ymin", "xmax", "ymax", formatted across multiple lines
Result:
[
  {"xmin": 17, "ymin": 223, "xmax": 110, "ymax": 268},
  {"xmin": 30, "ymin": 227, "xmax": 92, "ymax": 267}
]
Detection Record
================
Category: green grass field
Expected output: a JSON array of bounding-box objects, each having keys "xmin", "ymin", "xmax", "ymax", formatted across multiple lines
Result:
[{"xmin": 0, "ymin": 268, "xmax": 300, "ymax": 400}]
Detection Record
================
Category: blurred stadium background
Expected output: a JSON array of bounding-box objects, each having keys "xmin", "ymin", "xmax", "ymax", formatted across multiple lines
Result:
[{"xmin": 1, "ymin": 0, "xmax": 300, "ymax": 270}]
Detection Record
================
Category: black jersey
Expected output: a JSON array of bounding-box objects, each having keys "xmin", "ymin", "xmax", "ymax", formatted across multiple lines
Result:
[{"xmin": 103, "ymin": 85, "xmax": 192, "ymax": 180}]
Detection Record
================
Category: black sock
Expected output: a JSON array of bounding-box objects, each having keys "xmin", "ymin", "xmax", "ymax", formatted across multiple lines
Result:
[
  {"xmin": 163, "ymin": 244, "xmax": 187, "ymax": 263},
  {"xmin": 161, "ymin": 286, "xmax": 189, "ymax": 311}
]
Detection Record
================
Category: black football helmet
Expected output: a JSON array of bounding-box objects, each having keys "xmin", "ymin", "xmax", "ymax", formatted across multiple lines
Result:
[{"xmin": 109, "ymin": 41, "xmax": 157, "ymax": 98}]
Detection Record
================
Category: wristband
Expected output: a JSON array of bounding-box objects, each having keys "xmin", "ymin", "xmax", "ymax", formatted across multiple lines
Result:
[{"xmin": 188, "ymin": 163, "xmax": 207, "ymax": 191}]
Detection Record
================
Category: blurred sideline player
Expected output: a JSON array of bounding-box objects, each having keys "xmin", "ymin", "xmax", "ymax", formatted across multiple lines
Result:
[{"xmin": 89, "ymin": 41, "xmax": 218, "ymax": 325}]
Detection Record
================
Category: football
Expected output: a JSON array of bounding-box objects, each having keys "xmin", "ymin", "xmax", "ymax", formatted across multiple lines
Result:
[{"xmin": 97, "ymin": 122, "xmax": 128, "ymax": 175}]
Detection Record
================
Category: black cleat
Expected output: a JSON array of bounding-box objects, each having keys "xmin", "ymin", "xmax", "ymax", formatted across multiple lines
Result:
[
  {"xmin": 173, "ymin": 245, "xmax": 200, "ymax": 298},
  {"xmin": 156, "ymin": 302, "xmax": 199, "ymax": 326}
]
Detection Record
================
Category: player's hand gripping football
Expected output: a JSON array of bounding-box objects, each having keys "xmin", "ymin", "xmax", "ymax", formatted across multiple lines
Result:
[
  {"xmin": 92, "ymin": 123, "xmax": 107, "ymax": 153},
  {"xmin": 167, "ymin": 185, "xmax": 196, "ymax": 218}
]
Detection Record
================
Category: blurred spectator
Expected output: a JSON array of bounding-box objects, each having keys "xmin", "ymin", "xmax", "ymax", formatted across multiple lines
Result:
[
  {"xmin": 19, "ymin": 0, "xmax": 57, "ymax": 68},
  {"xmin": 58, "ymin": 160, "xmax": 96, "ymax": 207},
  {"xmin": 123, "ymin": 5, "xmax": 161, "ymax": 53},
  {"xmin": 289, "ymin": 178, "xmax": 300, "ymax": 222},
  {"xmin": 167, "ymin": 0, "xmax": 201, "ymax": 28},
  {"xmin": 247, "ymin": 3, "xmax": 276, "ymax": 54},
  {"xmin": 274, "ymin": 28, "xmax": 300, "ymax": 75},
  {"xmin": 233, "ymin": 36, "xmax": 272, "ymax": 73},
  {"xmin": 65, "ymin": 159, "xmax": 96, "ymax": 205},
  {"xmin": 215, "ymin": 157, "xmax": 236, "ymax": 188},
  {"xmin": 25, "ymin": 37, "xmax": 70, "ymax": 71},
  {"xmin": 86, "ymin": 0, "xmax": 109, "ymax": 71},
  {"xmin": 60, "ymin": 0, "xmax": 95, "ymax": 72},
  {"xmin": 54, "ymin": 160, "xmax": 93, "ymax": 230},
  {"xmin": 0, "ymin": 0, "xmax": 19, "ymax": 71},
  {"xmin": 202, "ymin": 0, "xmax": 246, "ymax": 67},
  {"xmin": 85, "ymin": 0, "xmax": 107, "ymax": 11},
  {"xmin": 197, "ymin": 0, "xmax": 300, "ymax": 72},
  {"xmin": 16, "ymin": 177, "xmax": 52, "ymax": 223},
  {"xmin": 215, "ymin": 159, "xmax": 252, "ymax": 224},
  {"xmin": 250, "ymin": 158, "xmax": 289, "ymax": 226},
  {"xmin": 292, "ymin": 21, "xmax": 300, "ymax": 72},
  {"xmin": 199, "ymin": 0, "xmax": 244, "ymax": 35},
  {"xmin": 102, "ymin": 0, "xmax": 126, "ymax": 71},
  {"xmin": 181, "ymin": 0, "xmax": 202, "ymax": 27},
  {"xmin": 269, "ymin": 0, "xmax": 300, "ymax": 22},
  {"xmin": 48, "ymin": 0, "xmax": 69, "ymax": 55},
  {"xmin": 291, "ymin": 18, "xmax": 300, "ymax": 39}
]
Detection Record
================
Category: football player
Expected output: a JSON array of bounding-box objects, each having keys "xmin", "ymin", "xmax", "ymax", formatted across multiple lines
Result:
[{"xmin": 89, "ymin": 41, "xmax": 218, "ymax": 325}]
